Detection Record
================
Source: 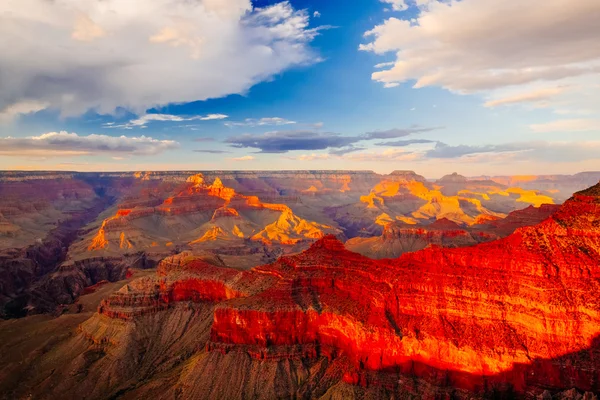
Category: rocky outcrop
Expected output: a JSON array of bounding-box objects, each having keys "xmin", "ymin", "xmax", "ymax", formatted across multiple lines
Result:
[
  {"xmin": 85, "ymin": 173, "xmax": 343, "ymax": 254},
  {"xmin": 32, "ymin": 182, "xmax": 593, "ymax": 398},
  {"xmin": 1, "ymin": 184, "xmax": 600, "ymax": 399},
  {"xmin": 3, "ymin": 171, "xmax": 600, "ymax": 398},
  {"xmin": 345, "ymin": 218, "xmax": 491, "ymax": 258},
  {"xmin": 346, "ymin": 204, "xmax": 560, "ymax": 259},
  {"xmin": 205, "ymin": 184, "xmax": 600, "ymax": 395}
]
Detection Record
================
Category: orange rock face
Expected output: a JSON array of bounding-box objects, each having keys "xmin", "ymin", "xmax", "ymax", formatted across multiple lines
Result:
[
  {"xmin": 209, "ymin": 185, "xmax": 600, "ymax": 392},
  {"xmin": 92, "ymin": 183, "xmax": 600, "ymax": 395},
  {"xmin": 86, "ymin": 173, "xmax": 342, "ymax": 252},
  {"xmin": 346, "ymin": 205, "xmax": 560, "ymax": 259}
]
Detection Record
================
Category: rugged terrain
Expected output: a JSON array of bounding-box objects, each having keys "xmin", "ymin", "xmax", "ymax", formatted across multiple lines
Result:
[
  {"xmin": 3, "ymin": 169, "xmax": 590, "ymax": 318},
  {"xmin": 0, "ymin": 173, "xmax": 599, "ymax": 399},
  {"xmin": 346, "ymin": 204, "xmax": 561, "ymax": 259}
]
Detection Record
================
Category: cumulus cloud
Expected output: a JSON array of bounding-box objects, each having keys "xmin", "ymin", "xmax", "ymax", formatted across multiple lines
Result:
[
  {"xmin": 0, "ymin": 132, "xmax": 179, "ymax": 157},
  {"xmin": 226, "ymin": 130, "xmax": 361, "ymax": 153},
  {"xmin": 361, "ymin": 0, "xmax": 600, "ymax": 115},
  {"xmin": 313, "ymin": 11, "xmax": 321, "ymax": 18},
  {"xmin": 529, "ymin": 119, "xmax": 600, "ymax": 133},
  {"xmin": 224, "ymin": 117, "xmax": 296, "ymax": 127},
  {"xmin": 0, "ymin": 0, "xmax": 323, "ymax": 117},
  {"xmin": 0, "ymin": 100, "xmax": 50, "ymax": 122}
]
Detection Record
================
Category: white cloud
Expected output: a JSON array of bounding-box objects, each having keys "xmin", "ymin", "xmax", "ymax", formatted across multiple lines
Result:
[
  {"xmin": 0, "ymin": 0, "xmax": 323, "ymax": 118},
  {"xmin": 104, "ymin": 113, "xmax": 228, "ymax": 129},
  {"xmin": 231, "ymin": 155, "xmax": 255, "ymax": 161},
  {"xmin": 361, "ymin": 0, "xmax": 600, "ymax": 114},
  {"xmin": 0, "ymin": 100, "xmax": 50, "ymax": 122},
  {"xmin": 224, "ymin": 117, "xmax": 296, "ymax": 127},
  {"xmin": 529, "ymin": 119, "xmax": 600, "ymax": 133},
  {"xmin": 0, "ymin": 131, "xmax": 179, "ymax": 157},
  {"xmin": 374, "ymin": 61, "xmax": 395, "ymax": 69},
  {"xmin": 484, "ymin": 87, "xmax": 568, "ymax": 108},
  {"xmin": 381, "ymin": 0, "xmax": 409, "ymax": 11},
  {"xmin": 313, "ymin": 11, "xmax": 321, "ymax": 18},
  {"xmin": 201, "ymin": 114, "xmax": 229, "ymax": 121}
]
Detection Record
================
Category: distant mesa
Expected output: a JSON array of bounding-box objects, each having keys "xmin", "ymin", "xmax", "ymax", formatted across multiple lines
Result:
[{"xmin": 437, "ymin": 172, "xmax": 468, "ymax": 183}]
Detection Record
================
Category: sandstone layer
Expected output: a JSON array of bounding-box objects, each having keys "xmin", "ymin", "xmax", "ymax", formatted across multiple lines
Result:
[{"xmin": 2, "ymin": 183, "xmax": 595, "ymax": 399}]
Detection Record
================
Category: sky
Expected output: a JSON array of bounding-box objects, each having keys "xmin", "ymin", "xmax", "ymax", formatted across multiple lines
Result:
[{"xmin": 0, "ymin": 0, "xmax": 599, "ymax": 178}]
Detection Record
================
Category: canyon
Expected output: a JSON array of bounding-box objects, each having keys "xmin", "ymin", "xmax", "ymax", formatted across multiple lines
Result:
[{"xmin": 1, "ymin": 170, "xmax": 600, "ymax": 399}]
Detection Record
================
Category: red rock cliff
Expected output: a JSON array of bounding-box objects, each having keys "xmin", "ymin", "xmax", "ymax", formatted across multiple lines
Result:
[{"xmin": 83, "ymin": 183, "xmax": 600, "ymax": 396}]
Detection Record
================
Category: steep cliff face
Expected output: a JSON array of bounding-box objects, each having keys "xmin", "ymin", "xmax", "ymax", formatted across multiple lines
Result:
[
  {"xmin": 0, "ymin": 175, "xmax": 99, "ymax": 250},
  {"xmin": 0, "ymin": 176, "xmax": 118, "ymax": 317},
  {"xmin": 2, "ymin": 172, "xmax": 600, "ymax": 399},
  {"xmin": 206, "ymin": 185, "xmax": 600, "ymax": 394},
  {"xmin": 18, "ymin": 183, "xmax": 593, "ymax": 399}
]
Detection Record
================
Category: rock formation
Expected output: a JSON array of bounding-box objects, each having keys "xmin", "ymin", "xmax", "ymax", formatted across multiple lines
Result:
[
  {"xmin": 83, "ymin": 173, "xmax": 342, "ymax": 255},
  {"xmin": 1, "ymin": 171, "xmax": 600, "ymax": 399},
  {"xmin": 3, "ymin": 182, "xmax": 592, "ymax": 398},
  {"xmin": 346, "ymin": 204, "xmax": 560, "ymax": 259}
]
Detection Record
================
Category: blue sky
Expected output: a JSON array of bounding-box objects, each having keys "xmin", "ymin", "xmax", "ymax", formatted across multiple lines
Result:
[{"xmin": 1, "ymin": 0, "xmax": 599, "ymax": 177}]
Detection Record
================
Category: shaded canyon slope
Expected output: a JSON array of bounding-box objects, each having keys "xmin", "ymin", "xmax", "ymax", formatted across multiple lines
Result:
[{"xmin": 1, "ymin": 182, "xmax": 600, "ymax": 399}]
